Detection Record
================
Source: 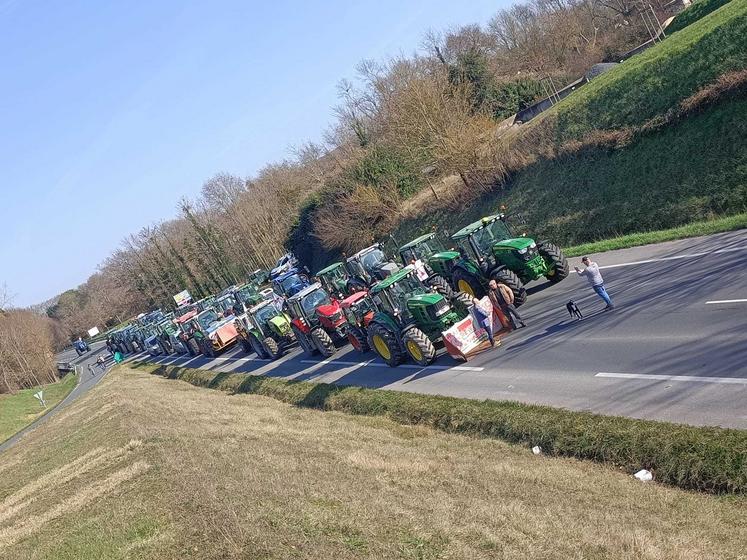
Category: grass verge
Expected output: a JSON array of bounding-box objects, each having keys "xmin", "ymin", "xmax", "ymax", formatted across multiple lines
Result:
[
  {"xmin": 0, "ymin": 374, "xmax": 78, "ymax": 443},
  {"xmin": 1, "ymin": 365, "xmax": 745, "ymax": 559},
  {"xmin": 135, "ymin": 361, "xmax": 747, "ymax": 494},
  {"xmin": 563, "ymin": 212, "xmax": 747, "ymax": 257}
]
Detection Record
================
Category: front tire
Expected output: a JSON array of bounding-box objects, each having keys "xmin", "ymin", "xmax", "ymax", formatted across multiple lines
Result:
[
  {"xmin": 347, "ymin": 326, "xmax": 369, "ymax": 353},
  {"xmin": 240, "ymin": 337, "xmax": 252, "ymax": 354},
  {"xmin": 452, "ymin": 268, "xmax": 485, "ymax": 298},
  {"xmin": 310, "ymin": 327, "xmax": 335, "ymax": 358},
  {"xmin": 538, "ymin": 241, "xmax": 569, "ymax": 283},
  {"xmin": 291, "ymin": 324, "xmax": 317, "ymax": 356},
  {"xmin": 426, "ymin": 275, "xmax": 454, "ymax": 299},
  {"xmin": 367, "ymin": 323, "xmax": 404, "ymax": 367},
  {"xmin": 262, "ymin": 336, "xmax": 283, "ymax": 360},
  {"xmin": 491, "ymin": 268, "xmax": 527, "ymax": 307},
  {"xmin": 402, "ymin": 328, "xmax": 436, "ymax": 366}
]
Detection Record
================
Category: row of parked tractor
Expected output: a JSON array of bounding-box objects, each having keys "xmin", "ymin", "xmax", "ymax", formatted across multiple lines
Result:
[{"xmin": 106, "ymin": 213, "xmax": 569, "ymax": 368}]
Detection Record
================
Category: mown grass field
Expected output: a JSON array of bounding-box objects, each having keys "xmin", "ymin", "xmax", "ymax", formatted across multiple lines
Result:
[
  {"xmin": 0, "ymin": 366, "xmax": 745, "ymax": 559},
  {"xmin": 0, "ymin": 373, "xmax": 77, "ymax": 443},
  {"xmin": 392, "ymin": 0, "xmax": 747, "ymax": 252}
]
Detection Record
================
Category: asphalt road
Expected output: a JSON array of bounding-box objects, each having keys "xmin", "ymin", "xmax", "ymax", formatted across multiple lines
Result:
[
  {"xmin": 137, "ymin": 230, "xmax": 747, "ymax": 429},
  {"xmin": 0, "ymin": 342, "xmax": 111, "ymax": 454}
]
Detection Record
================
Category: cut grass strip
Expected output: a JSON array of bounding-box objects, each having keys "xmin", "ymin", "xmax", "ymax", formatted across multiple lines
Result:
[
  {"xmin": 563, "ymin": 213, "xmax": 747, "ymax": 257},
  {"xmin": 134, "ymin": 361, "xmax": 747, "ymax": 494},
  {"xmin": 0, "ymin": 374, "xmax": 78, "ymax": 443}
]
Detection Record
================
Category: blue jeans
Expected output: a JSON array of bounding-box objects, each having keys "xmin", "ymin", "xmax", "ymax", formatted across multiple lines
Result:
[{"xmin": 593, "ymin": 284, "xmax": 612, "ymax": 306}]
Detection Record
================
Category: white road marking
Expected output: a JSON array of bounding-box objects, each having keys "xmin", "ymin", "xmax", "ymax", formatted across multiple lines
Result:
[
  {"xmin": 705, "ymin": 299, "xmax": 747, "ymax": 304},
  {"xmin": 596, "ymin": 372, "xmax": 747, "ymax": 385},
  {"xmin": 300, "ymin": 359, "xmax": 483, "ymax": 372},
  {"xmin": 598, "ymin": 246, "xmax": 746, "ymax": 269}
]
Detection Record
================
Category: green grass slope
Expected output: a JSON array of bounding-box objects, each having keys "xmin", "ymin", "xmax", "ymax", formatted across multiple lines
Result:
[
  {"xmin": 393, "ymin": 0, "xmax": 747, "ymax": 248},
  {"xmin": 667, "ymin": 0, "xmax": 735, "ymax": 35}
]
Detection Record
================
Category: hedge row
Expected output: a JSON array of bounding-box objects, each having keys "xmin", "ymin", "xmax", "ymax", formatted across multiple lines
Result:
[{"xmin": 134, "ymin": 362, "xmax": 747, "ymax": 494}]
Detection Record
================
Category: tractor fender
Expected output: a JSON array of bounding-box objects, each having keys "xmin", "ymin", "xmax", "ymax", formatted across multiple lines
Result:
[
  {"xmin": 452, "ymin": 259, "xmax": 482, "ymax": 278},
  {"xmin": 290, "ymin": 317, "xmax": 311, "ymax": 334}
]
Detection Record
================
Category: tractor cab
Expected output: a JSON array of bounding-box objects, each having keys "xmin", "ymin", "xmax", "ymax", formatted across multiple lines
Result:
[
  {"xmin": 273, "ymin": 268, "xmax": 309, "ymax": 297},
  {"xmin": 246, "ymin": 300, "xmax": 291, "ymax": 339},
  {"xmin": 399, "ymin": 232, "xmax": 460, "ymax": 280},
  {"xmin": 345, "ymin": 244, "xmax": 400, "ymax": 288},
  {"xmin": 315, "ymin": 262, "xmax": 350, "ymax": 297},
  {"xmin": 192, "ymin": 308, "xmax": 239, "ymax": 356},
  {"xmin": 340, "ymin": 290, "xmax": 375, "ymax": 330},
  {"xmin": 232, "ymin": 283, "xmax": 264, "ymax": 312},
  {"xmin": 214, "ymin": 293, "xmax": 238, "ymax": 318}
]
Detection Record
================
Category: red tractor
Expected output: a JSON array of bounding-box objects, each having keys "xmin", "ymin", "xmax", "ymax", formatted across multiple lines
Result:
[
  {"xmin": 340, "ymin": 291, "xmax": 376, "ymax": 353},
  {"xmin": 285, "ymin": 283, "xmax": 348, "ymax": 357}
]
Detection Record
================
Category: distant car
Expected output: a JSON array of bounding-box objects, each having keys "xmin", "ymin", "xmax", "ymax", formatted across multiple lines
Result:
[
  {"xmin": 73, "ymin": 339, "xmax": 90, "ymax": 356},
  {"xmin": 270, "ymin": 253, "xmax": 298, "ymax": 279}
]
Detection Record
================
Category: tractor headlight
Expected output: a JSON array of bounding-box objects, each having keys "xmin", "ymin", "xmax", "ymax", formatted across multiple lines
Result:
[
  {"xmin": 518, "ymin": 247, "xmax": 528, "ymax": 255},
  {"xmin": 530, "ymin": 242, "xmax": 536, "ymax": 249},
  {"xmin": 433, "ymin": 299, "xmax": 452, "ymax": 317}
]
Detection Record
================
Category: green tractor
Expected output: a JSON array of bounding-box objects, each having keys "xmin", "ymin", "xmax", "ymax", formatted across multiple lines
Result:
[
  {"xmin": 398, "ymin": 232, "xmax": 459, "ymax": 299},
  {"xmin": 316, "ymin": 262, "xmax": 353, "ymax": 297},
  {"xmin": 235, "ymin": 300, "xmax": 295, "ymax": 360},
  {"xmin": 400, "ymin": 214, "xmax": 568, "ymax": 306},
  {"xmin": 366, "ymin": 267, "xmax": 471, "ymax": 367},
  {"xmin": 344, "ymin": 244, "xmax": 400, "ymax": 290}
]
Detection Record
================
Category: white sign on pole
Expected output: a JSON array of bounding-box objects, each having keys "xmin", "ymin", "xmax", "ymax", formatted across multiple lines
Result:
[
  {"xmin": 87, "ymin": 326, "xmax": 100, "ymax": 338},
  {"xmin": 173, "ymin": 290, "xmax": 192, "ymax": 307},
  {"xmin": 33, "ymin": 390, "xmax": 47, "ymax": 408}
]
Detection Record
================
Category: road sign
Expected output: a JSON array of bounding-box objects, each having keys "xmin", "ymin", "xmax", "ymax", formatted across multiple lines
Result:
[
  {"xmin": 87, "ymin": 326, "xmax": 100, "ymax": 337},
  {"xmin": 174, "ymin": 290, "xmax": 192, "ymax": 307}
]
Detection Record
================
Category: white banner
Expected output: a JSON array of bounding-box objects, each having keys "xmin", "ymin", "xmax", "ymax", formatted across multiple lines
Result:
[
  {"xmin": 173, "ymin": 290, "xmax": 192, "ymax": 306},
  {"xmin": 87, "ymin": 326, "xmax": 100, "ymax": 337}
]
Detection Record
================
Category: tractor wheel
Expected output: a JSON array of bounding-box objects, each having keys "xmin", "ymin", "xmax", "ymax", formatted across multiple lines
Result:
[
  {"xmin": 187, "ymin": 339, "xmax": 200, "ymax": 356},
  {"xmin": 367, "ymin": 323, "xmax": 404, "ymax": 367},
  {"xmin": 248, "ymin": 333, "xmax": 267, "ymax": 358},
  {"xmin": 262, "ymin": 337, "xmax": 283, "ymax": 360},
  {"xmin": 291, "ymin": 324, "xmax": 317, "ymax": 356},
  {"xmin": 452, "ymin": 268, "xmax": 485, "ymax": 298},
  {"xmin": 201, "ymin": 339, "xmax": 216, "ymax": 358},
  {"xmin": 347, "ymin": 326, "xmax": 369, "ymax": 353},
  {"xmin": 426, "ymin": 275, "xmax": 454, "ymax": 299},
  {"xmin": 491, "ymin": 269, "xmax": 527, "ymax": 307},
  {"xmin": 538, "ymin": 241, "xmax": 569, "ymax": 283},
  {"xmin": 452, "ymin": 291, "xmax": 474, "ymax": 315},
  {"xmin": 402, "ymin": 327, "xmax": 436, "ymax": 367},
  {"xmin": 240, "ymin": 337, "xmax": 252, "ymax": 354},
  {"xmin": 310, "ymin": 328, "xmax": 336, "ymax": 358}
]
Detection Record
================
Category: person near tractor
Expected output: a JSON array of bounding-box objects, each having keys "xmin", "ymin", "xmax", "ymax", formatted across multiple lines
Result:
[
  {"xmin": 574, "ymin": 257, "xmax": 614, "ymax": 310},
  {"xmin": 471, "ymin": 298, "xmax": 495, "ymax": 346},
  {"xmin": 488, "ymin": 279, "xmax": 526, "ymax": 329}
]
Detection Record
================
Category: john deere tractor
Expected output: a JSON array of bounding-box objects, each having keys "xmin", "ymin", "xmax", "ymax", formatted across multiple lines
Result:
[
  {"xmin": 398, "ymin": 232, "xmax": 459, "ymax": 299},
  {"xmin": 235, "ymin": 300, "xmax": 295, "ymax": 360},
  {"xmin": 286, "ymin": 283, "xmax": 348, "ymax": 358},
  {"xmin": 401, "ymin": 214, "xmax": 568, "ymax": 306},
  {"xmin": 366, "ymin": 267, "xmax": 470, "ymax": 367}
]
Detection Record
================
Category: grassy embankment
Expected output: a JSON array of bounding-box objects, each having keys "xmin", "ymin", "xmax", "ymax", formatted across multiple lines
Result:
[
  {"xmin": 0, "ymin": 374, "xmax": 78, "ymax": 443},
  {"xmin": 0, "ymin": 365, "xmax": 745, "ymax": 559},
  {"xmin": 393, "ymin": 0, "xmax": 747, "ymax": 252}
]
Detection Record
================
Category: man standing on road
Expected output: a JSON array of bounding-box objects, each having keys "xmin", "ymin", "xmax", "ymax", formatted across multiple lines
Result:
[
  {"xmin": 487, "ymin": 280, "xmax": 526, "ymax": 329},
  {"xmin": 575, "ymin": 257, "xmax": 614, "ymax": 310}
]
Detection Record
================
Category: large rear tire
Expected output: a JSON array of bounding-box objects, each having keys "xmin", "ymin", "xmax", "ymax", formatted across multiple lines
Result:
[
  {"xmin": 491, "ymin": 268, "xmax": 527, "ymax": 307},
  {"xmin": 452, "ymin": 291, "xmax": 474, "ymax": 315},
  {"xmin": 310, "ymin": 327, "xmax": 336, "ymax": 358},
  {"xmin": 452, "ymin": 268, "xmax": 485, "ymax": 298},
  {"xmin": 262, "ymin": 336, "xmax": 283, "ymax": 360},
  {"xmin": 240, "ymin": 337, "xmax": 252, "ymax": 354},
  {"xmin": 538, "ymin": 241, "xmax": 569, "ymax": 283},
  {"xmin": 402, "ymin": 327, "xmax": 436, "ymax": 366},
  {"xmin": 291, "ymin": 324, "xmax": 316, "ymax": 356},
  {"xmin": 201, "ymin": 339, "xmax": 216, "ymax": 358},
  {"xmin": 426, "ymin": 275, "xmax": 454, "ymax": 299},
  {"xmin": 248, "ymin": 333, "xmax": 267, "ymax": 358},
  {"xmin": 367, "ymin": 323, "xmax": 404, "ymax": 367},
  {"xmin": 347, "ymin": 326, "xmax": 369, "ymax": 353}
]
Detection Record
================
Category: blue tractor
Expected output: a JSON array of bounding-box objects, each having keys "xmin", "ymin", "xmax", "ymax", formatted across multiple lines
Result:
[{"xmin": 272, "ymin": 268, "xmax": 310, "ymax": 298}]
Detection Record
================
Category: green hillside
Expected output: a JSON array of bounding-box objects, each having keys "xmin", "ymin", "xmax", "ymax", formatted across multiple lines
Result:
[{"xmin": 393, "ymin": 0, "xmax": 747, "ymax": 249}]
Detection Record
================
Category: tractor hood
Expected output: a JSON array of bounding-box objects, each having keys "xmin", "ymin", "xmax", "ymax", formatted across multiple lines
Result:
[
  {"xmin": 492, "ymin": 237, "xmax": 535, "ymax": 251},
  {"xmin": 429, "ymin": 250, "xmax": 459, "ymax": 261},
  {"xmin": 316, "ymin": 301, "xmax": 342, "ymax": 318},
  {"xmin": 268, "ymin": 314, "xmax": 291, "ymax": 336},
  {"xmin": 407, "ymin": 293, "xmax": 444, "ymax": 306},
  {"xmin": 376, "ymin": 262, "xmax": 400, "ymax": 278}
]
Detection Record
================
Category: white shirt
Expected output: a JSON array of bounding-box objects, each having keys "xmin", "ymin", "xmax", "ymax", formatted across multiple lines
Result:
[{"xmin": 576, "ymin": 261, "xmax": 604, "ymax": 287}]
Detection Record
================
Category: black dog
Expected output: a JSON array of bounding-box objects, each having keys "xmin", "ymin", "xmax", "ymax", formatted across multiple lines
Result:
[{"xmin": 566, "ymin": 300, "xmax": 583, "ymax": 320}]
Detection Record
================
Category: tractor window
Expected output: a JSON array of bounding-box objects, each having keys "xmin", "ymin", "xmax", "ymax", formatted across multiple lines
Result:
[
  {"xmin": 400, "ymin": 248, "xmax": 415, "ymax": 264},
  {"xmin": 197, "ymin": 310, "xmax": 219, "ymax": 331},
  {"xmin": 413, "ymin": 238, "xmax": 446, "ymax": 261},
  {"xmin": 360, "ymin": 249, "xmax": 386, "ymax": 274},
  {"xmin": 471, "ymin": 220, "xmax": 512, "ymax": 254},
  {"xmin": 254, "ymin": 304, "xmax": 278, "ymax": 324},
  {"xmin": 280, "ymin": 274, "xmax": 301, "ymax": 292},
  {"xmin": 236, "ymin": 286, "xmax": 258, "ymax": 304},
  {"xmin": 301, "ymin": 289, "xmax": 331, "ymax": 316}
]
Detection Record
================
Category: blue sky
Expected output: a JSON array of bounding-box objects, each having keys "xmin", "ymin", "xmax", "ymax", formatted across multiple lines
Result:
[{"xmin": 0, "ymin": 0, "xmax": 505, "ymax": 307}]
